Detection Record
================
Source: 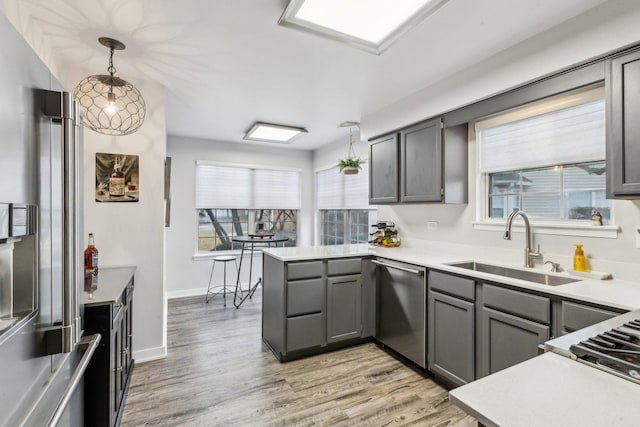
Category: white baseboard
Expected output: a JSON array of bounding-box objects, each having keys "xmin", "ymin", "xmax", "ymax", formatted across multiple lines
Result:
[{"xmin": 133, "ymin": 345, "xmax": 167, "ymax": 363}]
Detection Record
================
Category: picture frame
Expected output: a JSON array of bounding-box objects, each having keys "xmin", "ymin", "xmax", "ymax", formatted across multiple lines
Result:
[{"xmin": 95, "ymin": 152, "xmax": 139, "ymax": 202}]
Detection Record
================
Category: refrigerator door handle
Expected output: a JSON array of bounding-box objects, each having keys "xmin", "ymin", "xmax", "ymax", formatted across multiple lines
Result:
[
  {"xmin": 43, "ymin": 90, "xmax": 82, "ymax": 354},
  {"xmin": 47, "ymin": 333, "xmax": 101, "ymax": 427}
]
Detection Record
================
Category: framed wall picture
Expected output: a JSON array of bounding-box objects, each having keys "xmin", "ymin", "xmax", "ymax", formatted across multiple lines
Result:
[{"xmin": 95, "ymin": 153, "xmax": 139, "ymax": 202}]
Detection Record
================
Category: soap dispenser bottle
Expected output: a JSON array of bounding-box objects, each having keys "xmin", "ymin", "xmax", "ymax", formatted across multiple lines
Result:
[{"xmin": 573, "ymin": 244, "xmax": 589, "ymax": 272}]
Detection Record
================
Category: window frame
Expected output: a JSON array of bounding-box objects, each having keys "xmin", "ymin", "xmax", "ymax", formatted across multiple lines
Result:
[
  {"xmin": 319, "ymin": 209, "xmax": 374, "ymax": 246},
  {"xmin": 472, "ymin": 87, "xmax": 619, "ymax": 239},
  {"xmin": 193, "ymin": 161, "xmax": 302, "ymax": 258},
  {"xmin": 196, "ymin": 208, "xmax": 299, "ymax": 255}
]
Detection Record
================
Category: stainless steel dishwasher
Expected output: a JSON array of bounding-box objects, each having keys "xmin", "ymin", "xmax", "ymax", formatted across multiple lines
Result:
[{"xmin": 373, "ymin": 258, "xmax": 427, "ymax": 368}]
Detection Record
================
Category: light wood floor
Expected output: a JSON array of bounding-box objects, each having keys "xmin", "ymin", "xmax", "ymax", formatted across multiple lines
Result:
[{"xmin": 121, "ymin": 291, "xmax": 475, "ymax": 426}]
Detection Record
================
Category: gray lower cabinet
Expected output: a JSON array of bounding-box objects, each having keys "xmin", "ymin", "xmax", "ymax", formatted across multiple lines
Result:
[
  {"xmin": 479, "ymin": 307, "xmax": 550, "ymax": 377},
  {"xmin": 369, "ymin": 133, "xmax": 399, "ymax": 204},
  {"xmin": 428, "ymin": 291, "xmax": 475, "ymax": 385},
  {"xmin": 285, "ymin": 274, "xmax": 324, "ymax": 353},
  {"xmin": 559, "ymin": 300, "xmax": 618, "ymax": 335},
  {"xmin": 262, "ymin": 254, "xmax": 369, "ymax": 360},
  {"xmin": 478, "ymin": 283, "xmax": 551, "ymax": 378},
  {"xmin": 607, "ymin": 48, "xmax": 640, "ymax": 198},
  {"xmin": 326, "ymin": 275, "xmax": 362, "ymax": 343},
  {"xmin": 287, "ymin": 313, "xmax": 323, "ymax": 352}
]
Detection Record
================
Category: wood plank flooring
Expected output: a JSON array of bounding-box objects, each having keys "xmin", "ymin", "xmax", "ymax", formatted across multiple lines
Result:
[{"xmin": 121, "ymin": 291, "xmax": 475, "ymax": 426}]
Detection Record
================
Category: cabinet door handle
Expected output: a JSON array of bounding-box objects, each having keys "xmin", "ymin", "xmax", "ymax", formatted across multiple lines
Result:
[{"xmin": 372, "ymin": 260, "xmax": 424, "ymax": 276}]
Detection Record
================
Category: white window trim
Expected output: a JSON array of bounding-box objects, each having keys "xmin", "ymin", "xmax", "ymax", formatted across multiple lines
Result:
[{"xmin": 471, "ymin": 85, "xmax": 618, "ymax": 239}]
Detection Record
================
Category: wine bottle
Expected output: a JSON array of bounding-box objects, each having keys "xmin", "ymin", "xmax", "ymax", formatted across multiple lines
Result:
[
  {"xmin": 109, "ymin": 156, "xmax": 125, "ymax": 197},
  {"xmin": 84, "ymin": 233, "xmax": 99, "ymax": 274},
  {"xmin": 371, "ymin": 221, "xmax": 395, "ymax": 229}
]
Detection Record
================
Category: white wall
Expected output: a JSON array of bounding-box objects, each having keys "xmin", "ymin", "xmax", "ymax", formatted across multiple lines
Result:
[
  {"xmin": 312, "ymin": 133, "xmax": 371, "ymax": 244},
  {"xmin": 312, "ymin": 131, "xmax": 369, "ymax": 172},
  {"xmin": 82, "ymin": 80, "xmax": 167, "ymax": 362},
  {"xmin": 361, "ymin": 0, "xmax": 640, "ymax": 281},
  {"xmin": 165, "ymin": 135, "xmax": 314, "ymax": 298},
  {"xmin": 0, "ymin": 8, "xmax": 170, "ymax": 362}
]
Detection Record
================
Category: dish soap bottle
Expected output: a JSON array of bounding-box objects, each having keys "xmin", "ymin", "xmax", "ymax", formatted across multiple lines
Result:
[{"xmin": 573, "ymin": 244, "xmax": 589, "ymax": 272}]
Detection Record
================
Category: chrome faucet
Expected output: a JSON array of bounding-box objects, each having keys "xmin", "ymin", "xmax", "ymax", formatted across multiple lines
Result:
[{"xmin": 503, "ymin": 210, "xmax": 541, "ymax": 268}]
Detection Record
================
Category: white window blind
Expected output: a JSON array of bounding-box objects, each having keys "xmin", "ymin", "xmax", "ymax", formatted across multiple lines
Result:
[
  {"xmin": 196, "ymin": 163, "xmax": 301, "ymax": 209},
  {"xmin": 253, "ymin": 169, "xmax": 301, "ymax": 209},
  {"xmin": 478, "ymin": 98, "xmax": 605, "ymax": 174},
  {"xmin": 317, "ymin": 165, "xmax": 370, "ymax": 210}
]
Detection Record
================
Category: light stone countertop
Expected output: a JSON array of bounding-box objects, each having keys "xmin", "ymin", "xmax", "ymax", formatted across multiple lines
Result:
[
  {"xmin": 449, "ymin": 352, "xmax": 640, "ymax": 427},
  {"xmin": 261, "ymin": 244, "xmax": 640, "ymax": 311}
]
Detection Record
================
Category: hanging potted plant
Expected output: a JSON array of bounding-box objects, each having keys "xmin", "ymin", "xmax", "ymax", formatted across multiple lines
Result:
[
  {"xmin": 337, "ymin": 122, "xmax": 361, "ymax": 175},
  {"xmin": 338, "ymin": 157, "xmax": 362, "ymax": 174}
]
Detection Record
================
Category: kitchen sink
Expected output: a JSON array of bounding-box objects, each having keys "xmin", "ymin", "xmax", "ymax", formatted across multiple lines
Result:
[{"xmin": 447, "ymin": 261, "xmax": 580, "ymax": 286}]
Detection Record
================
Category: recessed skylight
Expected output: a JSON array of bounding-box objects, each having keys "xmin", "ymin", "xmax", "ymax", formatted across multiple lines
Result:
[
  {"xmin": 279, "ymin": 0, "xmax": 449, "ymax": 55},
  {"xmin": 244, "ymin": 122, "xmax": 308, "ymax": 144}
]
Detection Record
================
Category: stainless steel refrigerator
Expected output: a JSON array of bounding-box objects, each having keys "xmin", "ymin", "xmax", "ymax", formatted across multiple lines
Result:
[{"xmin": 0, "ymin": 13, "xmax": 99, "ymax": 427}]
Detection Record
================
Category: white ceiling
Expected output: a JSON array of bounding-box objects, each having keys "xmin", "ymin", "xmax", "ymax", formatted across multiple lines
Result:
[{"xmin": 1, "ymin": 0, "xmax": 611, "ymax": 149}]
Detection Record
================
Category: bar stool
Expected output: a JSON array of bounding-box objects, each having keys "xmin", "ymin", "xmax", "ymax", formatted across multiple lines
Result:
[{"xmin": 205, "ymin": 255, "xmax": 238, "ymax": 307}]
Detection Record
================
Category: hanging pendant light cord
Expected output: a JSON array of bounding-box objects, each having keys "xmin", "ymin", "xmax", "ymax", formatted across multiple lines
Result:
[
  {"xmin": 347, "ymin": 127, "xmax": 356, "ymax": 159},
  {"xmin": 108, "ymin": 47, "xmax": 116, "ymax": 76}
]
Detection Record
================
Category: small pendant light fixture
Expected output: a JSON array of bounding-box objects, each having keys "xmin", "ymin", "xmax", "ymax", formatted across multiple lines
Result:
[
  {"xmin": 74, "ymin": 37, "xmax": 146, "ymax": 136},
  {"xmin": 337, "ymin": 121, "xmax": 361, "ymax": 175}
]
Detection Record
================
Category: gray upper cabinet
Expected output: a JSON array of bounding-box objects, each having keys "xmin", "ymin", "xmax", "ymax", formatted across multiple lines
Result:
[
  {"xmin": 369, "ymin": 133, "xmax": 399, "ymax": 204},
  {"xmin": 400, "ymin": 119, "xmax": 442, "ymax": 202},
  {"xmin": 607, "ymin": 49, "xmax": 640, "ymax": 198},
  {"xmin": 369, "ymin": 120, "xmax": 467, "ymax": 205},
  {"xmin": 326, "ymin": 275, "xmax": 362, "ymax": 344}
]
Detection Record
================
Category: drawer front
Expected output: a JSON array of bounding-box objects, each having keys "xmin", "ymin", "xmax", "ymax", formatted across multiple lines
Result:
[
  {"xmin": 287, "ymin": 313, "xmax": 323, "ymax": 352},
  {"xmin": 287, "ymin": 278, "xmax": 323, "ymax": 316},
  {"xmin": 483, "ymin": 284, "xmax": 550, "ymax": 324},
  {"xmin": 327, "ymin": 258, "xmax": 361, "ymax": 276},
  {"xmin": 429, "ymin": 270, "xmax": 475, "ymax": 301},
  {"xmin": 561, "ymin": 301, "xmax": 618, "ymax": 332},
  {"xmin": 287, "ymin": 261, "xmax": 323, "ymax": 281}
]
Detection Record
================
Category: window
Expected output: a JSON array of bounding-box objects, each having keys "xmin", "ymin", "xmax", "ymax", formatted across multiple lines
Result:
[
  {"xmin": 196, "ymin": 163, "xmax": 300, "ymax": 252},
  {"xmin": 316, "ymin": 165, "xmax": 375, "ymax": 245},
  {"xmin": 477, "ymin": 86, "xmax": 611, "ymax": 225},
  {"xmin": 488, "ymin": 162, "xmax": 609, "ymax": 221}
]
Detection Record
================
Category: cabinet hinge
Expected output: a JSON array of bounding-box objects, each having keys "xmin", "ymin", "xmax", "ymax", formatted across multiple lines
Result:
[
  {"xmin": 440, "ymin": 188, "xmax": 445, "ymax": 196},
  {"xmin": 440, "ymin": 121, "xmax": 444, "ymax": 129}
]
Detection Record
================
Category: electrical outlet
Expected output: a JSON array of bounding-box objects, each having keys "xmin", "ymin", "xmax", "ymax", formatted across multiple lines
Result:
[{"xmin": 427, "ymin": 221, "xmax": 438, "ymax": 231}]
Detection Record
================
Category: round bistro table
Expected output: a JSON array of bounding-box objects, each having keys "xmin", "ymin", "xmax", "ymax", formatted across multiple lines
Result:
[{"xmin": 231, "ymin": 234, "xmax": 289, "ymax": 308}]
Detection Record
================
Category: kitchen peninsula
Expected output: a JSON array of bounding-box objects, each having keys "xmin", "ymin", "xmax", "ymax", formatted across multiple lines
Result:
[{"xmin": 261, "ymin": 242, "xmax": 640, "ymax": 425}]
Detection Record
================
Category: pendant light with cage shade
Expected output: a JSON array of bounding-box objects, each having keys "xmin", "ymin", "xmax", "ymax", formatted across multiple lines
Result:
[{"xmin": 74, "ymin": 37, "xmax": 146, "ymax": 136}]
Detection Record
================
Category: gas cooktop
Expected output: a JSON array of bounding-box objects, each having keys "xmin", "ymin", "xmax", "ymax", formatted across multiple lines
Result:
[{"xmin": 546, "ymin": 310, "xmax": 640, "ymax": 385}]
